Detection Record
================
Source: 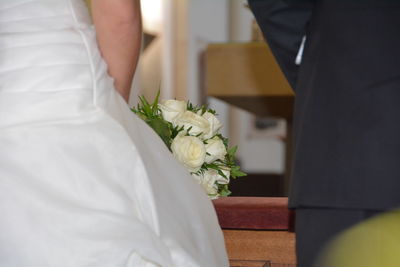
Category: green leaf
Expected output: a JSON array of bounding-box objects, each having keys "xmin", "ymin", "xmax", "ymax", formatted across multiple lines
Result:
[
  {"xmin": 227, "ymin": 146, "xmax": 238, "ymax": 157},
  {"xmin": 203, "ymin": 163, "xmax": 221, "ymax": 171},
  {"xmin": 230, "ymin": 165, "xmax": 247, "ymax": 178},
  {"xmin": 146, "ymin": 117, "xmax": 172, "ymax": 148},
  {"xmin": 171, "ymin": 125, "xmax": 184, "ymax": 139},
  {"xmin": 185, "ymin": 126, "xmax": 193, "ymax": 135},
  {"xmin": 217, "ymin": 184, "xmax": 231, "ymax": 197},
  {"xmin": 143, "ymin": 96, "xmax": 156, "ymax": 117},
  {"xmin": 217, "ymin": 169, "xmax": 228, "ymax": 178},
  {"xmin": 151, "ymin": 90, "xmax": 161, "ymax": 114}
]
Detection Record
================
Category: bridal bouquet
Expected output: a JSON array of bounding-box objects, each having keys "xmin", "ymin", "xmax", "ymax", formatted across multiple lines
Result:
[{"xmin": 132, "ymin": 92, "xmax": 246, "ymax": 199}]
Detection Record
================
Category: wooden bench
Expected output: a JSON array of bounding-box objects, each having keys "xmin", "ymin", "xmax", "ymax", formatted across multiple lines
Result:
[{"xmin": 213, "ymin": 197, "xmax": 296, "ymax": 267}]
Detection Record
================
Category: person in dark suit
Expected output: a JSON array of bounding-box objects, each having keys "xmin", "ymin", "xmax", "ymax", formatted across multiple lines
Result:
[{"xmin": 248, "ymin": 0, "xmax": 400, "ymax": 266}]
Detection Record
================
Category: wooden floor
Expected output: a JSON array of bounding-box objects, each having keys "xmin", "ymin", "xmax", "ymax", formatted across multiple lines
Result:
[{"xmin": 224, "ymin": 229, "xmax": 296, "ymax": 266}]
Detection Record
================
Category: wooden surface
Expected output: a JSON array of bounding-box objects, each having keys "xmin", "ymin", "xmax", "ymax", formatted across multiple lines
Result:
[
  {"xmin": 224, "ymin": 230, "xmax": 296, "ymax": 265},
  {"xmin": 213, "ymin": 197, "xmax": 294, "ymax": 230},
  {"xmin": 213, "ymin": 197, "xmax": 297, "ymax": 266},
  {"xmin": 205, "ymin": 43, "xmax": 294, "ymax": 118},
  {"xmin": 229, "ymin": 259, "xmax": 271, "ymax": 267},
  {"xmin": 217, "ymin": 95, "xmax": 294, "ymax": 119},
  {"xmin": 206, "ymin": 43, "xmax": 293, "ymax": 97}
]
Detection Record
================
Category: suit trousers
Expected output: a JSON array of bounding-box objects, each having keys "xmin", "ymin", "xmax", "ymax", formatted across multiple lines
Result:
[{"xmin": 295, "ymin": 208, "xmax": 382, "ymax": 267}]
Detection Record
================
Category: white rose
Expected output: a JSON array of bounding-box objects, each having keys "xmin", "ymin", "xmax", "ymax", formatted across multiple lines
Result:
[
  {"xmin": 205, "ymin": 136, "xmax": 227, "ymax": 164},
  {"xmin": 192, "ymin": 171, "xmax": 218, "ymax": 197},
  {"xmin": 201, "ymin": 111, "xmax": 222, "ymax": 139},
  {"xmin": 171, "ymin": 135, "xmax": 206, "ymax": 172},
  {"xmin": 173, "ymin": 111, "xmax": 210, "ymax": 137},
  {"xmin": 158, "ymin": 100, "xmax": 186, "ymax": 123}
]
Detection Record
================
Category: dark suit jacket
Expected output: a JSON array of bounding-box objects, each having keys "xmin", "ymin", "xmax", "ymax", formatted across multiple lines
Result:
[{"xmin": 249, "ymin": 0, "xmax": 400, "ymax": 210}]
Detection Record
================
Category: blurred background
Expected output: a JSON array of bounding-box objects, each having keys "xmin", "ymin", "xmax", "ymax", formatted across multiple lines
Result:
[{"xmin": 90, "ymin": 0, "xmax": 295, "ymax": 197}]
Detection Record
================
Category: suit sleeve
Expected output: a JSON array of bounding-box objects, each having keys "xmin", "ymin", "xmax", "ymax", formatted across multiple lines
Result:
[{"xmin": 248, "ymin": 0, "xmax": 315, "ymax": 90}]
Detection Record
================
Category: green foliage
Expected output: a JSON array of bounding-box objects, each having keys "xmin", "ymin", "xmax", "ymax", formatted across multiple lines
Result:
[
  {"xmin": 222, "ymin": 145, "xmax": 246, "ymax": 180},
  {"xmin": 131, "ymin": 91, "xmax": 173, "ymax": 149},
  {"xmin": 186, "ymin": 101, "xmax": 217, "ymax": 116},
  {"xmin": 146, "ymin": 118, "xmax": 172, "ymax": 148},
  {"xmin": 131, "ymin": 90, "xmax": 161, "ymax": 119},
  {"xmin": 230, "ymin": 165, "xmax": 247, "ymax": 179},
  {"xmin": 218, "ymin": 184, "xmax": 231, "ymax": 197},
  {"xmin": 171, "ymin": 125, "xmax": 184, "ymax": 140}
]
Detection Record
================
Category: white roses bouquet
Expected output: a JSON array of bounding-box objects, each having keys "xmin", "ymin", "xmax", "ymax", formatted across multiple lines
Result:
[{"xmin": 132, "ymin": 92, "xmax": 246, "ymax": 199}]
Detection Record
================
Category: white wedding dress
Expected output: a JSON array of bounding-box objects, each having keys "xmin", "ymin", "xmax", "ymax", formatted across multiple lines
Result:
[{"xmin": 0, "ymin": 0, "xmax": 229, "ymax": 266}]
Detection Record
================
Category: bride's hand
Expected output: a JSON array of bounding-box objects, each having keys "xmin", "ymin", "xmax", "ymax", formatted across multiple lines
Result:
[{"xmin": 91, "ymin": 0, "xmax": 142, "ymax": 103}]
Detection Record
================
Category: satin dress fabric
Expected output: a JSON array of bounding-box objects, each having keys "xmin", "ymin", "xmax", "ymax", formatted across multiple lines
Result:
[{"xmin": 0, "ymin": 1, "xmax": 229, "ymax": 266}]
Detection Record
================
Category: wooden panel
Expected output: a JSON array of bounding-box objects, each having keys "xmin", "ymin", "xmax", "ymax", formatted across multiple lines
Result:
[
  {"xmin": 213, "ymin": 197, "xmax": 294, "ymax": 230},
  {"xmin": 223, "ymin": 230, "xmax": 296, "ymax": 265},
  {"xmin": 206, "ymin": 43, "xmax": 293, "ymax": 97},
  {"xmin": 215, "ymin": 96, "xmax": 294, "ymax": 119},
  {"xmin": 229, "ymin": 259, "xmax": 270, "ymax": 267}
]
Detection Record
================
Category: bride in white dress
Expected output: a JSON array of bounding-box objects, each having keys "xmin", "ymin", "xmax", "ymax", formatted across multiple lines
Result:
[{"xmin": 0, "ymin": 0, "xmax": 229, "ymax": 266}]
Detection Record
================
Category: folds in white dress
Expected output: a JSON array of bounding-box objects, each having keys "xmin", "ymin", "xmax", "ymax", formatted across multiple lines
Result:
[{"xmin": 0, "ymin": 0, "xmax": 229, "ymax": 266}]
